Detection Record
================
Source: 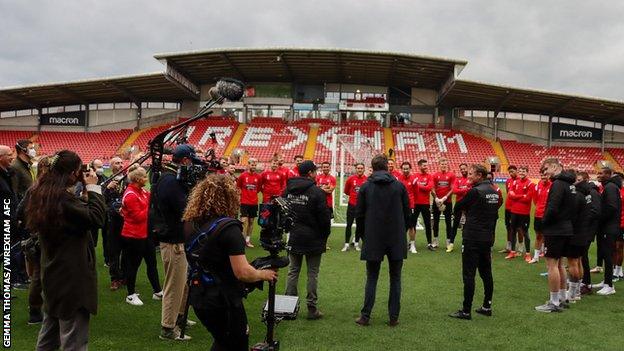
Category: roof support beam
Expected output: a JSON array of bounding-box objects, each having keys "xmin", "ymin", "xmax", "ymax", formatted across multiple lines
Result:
[
  {"xmin": 548, "ymin": 98, "xmax": 576, "ymax": 117},
  {"xmin": 436, "ymin": 73, "xmax": 456, "ymax": 106},
  {"xmin": 0, "ymin": 91, "xmax": 39, "ymax": 109},
  {"xmin": 108, "ymin": 82, "xmax": 142, "ymax": 107},
  {"xmin": 387, "ymin": 57, "xmax": 398, "ymax": 87},
  {"xmin": 335, "ymin": 53, "xmax": 345, "ymax": 82},
  {"xmin": 54, "ymin": 86, "xmax": 89, "ymax": 105},
  {"xmin": 493, "ymin": 91, "xmax": 515, "ymax": 117},
  {"xmin": 221, "ymin": 53, "xmax": 247, "ymax": 81},
  {"xmin": 277, "ymin": 53, "xmax": 294, "ymax": 81}
]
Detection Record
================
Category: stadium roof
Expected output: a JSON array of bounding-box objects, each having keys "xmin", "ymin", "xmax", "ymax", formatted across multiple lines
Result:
[
  {"xmin": 153, "ymin": 47, "xmax": 467, "ymax": 89},
  {"xmin": 0, "ymin": 72, "xmax": 196, "ymax": 112},
  {"xmin": 439, "ymin": 79, "xmax": 624, "ymax": 123}
]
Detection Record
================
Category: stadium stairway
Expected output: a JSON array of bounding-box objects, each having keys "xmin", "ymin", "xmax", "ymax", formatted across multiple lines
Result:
[
  {"xmin": 602, "ymin": 150, "xmax": 623, "ymax": 172},
  {"xmin": 384, "ymin": 127, "xmax": 395, "ymax": 156},
  {"xmin": 117, "ymin": 129, "xmax": 145, "ymax": 155},
  {"xmin": 490, "ymin": 139, "xmax": 510, "ymax": 170},
  {"xmin": 224, "ymin": 123, "xmax": 247, "ymax": 156},
  {"xmin": 303, "ymin": 124, "xmax": 319, "ymax": 160}
]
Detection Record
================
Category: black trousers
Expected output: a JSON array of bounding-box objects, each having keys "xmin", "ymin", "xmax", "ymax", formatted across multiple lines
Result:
[
  {"xmin": 595, "ymin": 236, "xmax": 604, "ymax": 267},
  {"xmin": 449, "ymin": 206, "xmax": 462, "ymax": 244},
  {"xmin": 414, "ymin": 204, "xmax": 432, "ymax": 244},
  {"xmin": 462, "ymin": 240, "xmax": 493, "ymax": 312},
  {"xmin": 582, "ymin": 244, "xmax": 592, "ymax": 286},
  {"xmin": 108, "ymin": 212, "xmax": 124, "ymax": 282},
  {"xmin": 361, "ymin": 260, "xmax": 403, "ymax": 321},
  {"xmin": 121, "ymin": 237, "xmax": 161, "ymax": 295},
  {"xmin": 599, "ymin": 233, "xmax": 617, "ymax": 287},
  {"xmin": 194, "ymin": 303, "xmax": 248, "ymax": 351},
  {"xmin": 345, "ymin": 204, "xmax": 364, "ymax": 243},
  {"xmin": 432, "ymin": 202, "xmax": 452, "ymax": 241}
]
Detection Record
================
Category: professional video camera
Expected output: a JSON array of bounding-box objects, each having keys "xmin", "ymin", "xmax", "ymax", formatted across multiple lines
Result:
[{"xmin": 251, "ymin": 196, "xmax": 299, "ymax": 351}]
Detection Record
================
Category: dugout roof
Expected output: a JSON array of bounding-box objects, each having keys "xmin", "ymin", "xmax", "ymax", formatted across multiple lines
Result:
[{"xmin": 439, "ymin": 79, "xmax": 624, "ymax": 124}]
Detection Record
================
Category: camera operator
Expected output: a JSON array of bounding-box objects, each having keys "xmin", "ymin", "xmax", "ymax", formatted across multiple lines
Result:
[
  {"xmin": 283, "ymin": 161, "xmax": 331, "ymax": 320},
  {"xmin": 151, "ymin": 144, "xmax": 203, "ymax": 341},
  {"xmin": 25, "ymin": 150, "xmax": 106, "ymax": 351},
  {"xmin": 104, "ymin": 157, "xmax": 126, "ymax": 290},
  {"xmin": 182, "ymin": 174, "xmax": 277, "ymax": 351}
]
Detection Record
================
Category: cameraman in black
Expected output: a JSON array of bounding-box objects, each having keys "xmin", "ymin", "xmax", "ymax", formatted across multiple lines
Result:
[
  {"xmin": 103, "ymin": 157, "xmax": 126, "ymax": 291},
  {"xmin": 283, "ymin": 161, "xmax": 332, "ymax": 320},
  {"xmin": 182, "ymin": 174, "xmax": 277, "ymax": 351}
]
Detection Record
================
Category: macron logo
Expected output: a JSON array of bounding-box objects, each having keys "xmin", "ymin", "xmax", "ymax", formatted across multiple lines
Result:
[
  {"xmin": 49, "ymin": 117, "xmax": 80, "ymax": 125},
  {"xmin": 559, "ymin": 130, "xmax": 592, "ymax": 138}
]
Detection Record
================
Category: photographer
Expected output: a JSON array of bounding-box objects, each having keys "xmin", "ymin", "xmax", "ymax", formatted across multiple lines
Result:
[
  {"xmin": 104, "ymin": 157, "xmax": 126, "ymax": 290},
  {"xmin": 25, "ymin": 150, "xmax": 106, "ymax": 351},
  {"xmin": 182, "ymin": 174, "xmax": 277, "ymax": 351},
  {"xmin": 151, "ymin": 144, "xmax": 202, "ymax": 341},
  {"xmin": 283, "ymin": 161, "xmax": 331, "ymax": 320}
]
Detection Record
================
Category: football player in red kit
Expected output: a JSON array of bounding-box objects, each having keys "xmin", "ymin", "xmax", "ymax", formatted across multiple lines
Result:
[
  {"xmin": 432, "ymin": 158, "xmax": 456, "ymax": 250},
  {"xmin": 529, "ymin": 171, "xmax": 551, "ymax": 263},
  {"xmin": 398, "ymin": 162, "xmax": 418, "ymax": 253},
  {"xmin": 414, "ymin": 159, "xmax": 435, "ymax": 250},
  {"xmin": 275, "ymin": 152, "xmax": 291, "ymax": 190},
  {"xmin": 289, "ymin": 155, "xmax": 304, "ymax": 177},
  {"xmin": 506, "ymin": 166, "xmax": 534, "ymax": 261},
  {"xmin": 448, "ymin": 163, "xmax": 470, "ymax": 252},
  {"xmin": 316, "ymin": 161, "xmax": 337, "ymax": 214},
  {"xmin": 501, "ymin": 165, "xmax": 518, "ymax": 253},
  {"xmin": 237, "ymin": 158, "xmax": 261, "ymax": 247},
  {"xmin": 259, "ymin": 157, "xmax": 287, "ymax": 203},
  {"xmin": 342, "ymin": 163, "xmax": 367, "ymax": 252},
  {"xmin": 388, "ymin": 159, "xmax": 402, "ymax": 178}
]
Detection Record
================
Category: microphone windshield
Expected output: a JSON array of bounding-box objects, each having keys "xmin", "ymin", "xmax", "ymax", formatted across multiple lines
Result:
[{"xmin": 216, "ymin": 78, "xmax": 244, "ymax": 101}]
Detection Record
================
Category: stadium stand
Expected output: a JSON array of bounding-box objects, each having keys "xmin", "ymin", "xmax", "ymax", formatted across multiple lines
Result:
[
  {"xmin": 0, "ymin": 131, "xmax": 33, "ymax": 148},
  {"xmin": 35, "ymin": 130, "xmax": 132, "ymax": 162},
  {"xmin": 607, "ymin": 148, "xmax": 624, "ymax": 171},
  {"xmin": 234, "ymin": 117, "xmax": 309, "ymax": 163},
  {"xmin": 314, "ymin": 120, "xmax": 385, "ymax": 164}
]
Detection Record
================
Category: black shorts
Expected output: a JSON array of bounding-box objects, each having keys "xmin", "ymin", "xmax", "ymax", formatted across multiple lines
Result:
[
  {"xmin": 544, "ymin": 236, "xmax": 570, "ymax": 259},
  {"xmin": 406, "ymin": 208, "xmax": 417, "ymax": 229},
  {"xmin": 565, "ymin": 243, "xmax": 586, "ymax": 258},
  {"xmin": 504, "ymin": 210, "xmax": 512, "ymax": 228},
  {"xmin": 240, "ymin": 204, "xmax": 258, "ymax": 218},
  {"xmin": 510, "ymin": 213, "xmax": 530, "ymax": 232},
  {"xmin": 533, "ymin": 217, "xmax": 543, "ymax": 233}
]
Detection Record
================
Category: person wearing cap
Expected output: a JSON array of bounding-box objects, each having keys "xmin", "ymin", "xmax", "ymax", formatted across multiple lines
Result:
[
  {"xmin": 283, "ymin": 160, "xmax": 331, "ymax": 320},
  {"xmin": 151, "ymin": 144, "xmax": 203, "ymax": 341}
]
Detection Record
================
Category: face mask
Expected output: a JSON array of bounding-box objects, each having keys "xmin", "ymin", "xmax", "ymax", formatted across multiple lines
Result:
[
  {"xmin": 27, "ymin": 148, "xmax": 37, "ymax": 158},
  {"xmin": 95, "ymin": 168, "xmax": 104, "ymax": 176}
]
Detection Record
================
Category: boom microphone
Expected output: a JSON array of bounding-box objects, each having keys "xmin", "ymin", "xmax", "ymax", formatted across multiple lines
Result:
[{"xmin": 208, "ymin": 78, "xmax": 245, "ymax": 101}]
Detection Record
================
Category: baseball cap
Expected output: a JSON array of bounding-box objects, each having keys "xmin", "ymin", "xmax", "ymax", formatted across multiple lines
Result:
[
  {"xmin": 298, "ymin": 160, "xmax": 317, "ymax": 176},
  {"xmin": 173, "ymin": 144, "xmax": 203, "ymax": 164}
]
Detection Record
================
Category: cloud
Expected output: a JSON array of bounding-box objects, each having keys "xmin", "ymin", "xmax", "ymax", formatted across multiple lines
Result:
[{"xmin": 1, "ymin": 0, "xmax": 623, "ymax": 100}]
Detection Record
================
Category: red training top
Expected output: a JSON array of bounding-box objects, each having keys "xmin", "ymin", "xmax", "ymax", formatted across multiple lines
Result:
[
  {"xmin": 620, "ymin": 187, "xmax": 624, "ymax": 228},
  {"xmin": 508, "ymin": 177, "xmax": 534, "ymax": 215},
  {"xmin": 533, "ymin": 180, "xmax": 551, "ymax": 219},
  {"xmin": 259, "ymin": 170, "xmax": 286, "ymax": 203},
  {"xmin": 413, "ymin": 172, "xmax": 433, "ymax": 205},
  {"xmin": 390, "ymin": 170, "xmax": 402, "ymax": 179},
  {"xmin": 505, "ymin": 176, "xmax": 517, "ymax": 210},
  {"xmin": 237, "ymin": 171, "xmax": 261, "ymax": 205},
  {"xmin": 397, "ymin": 173, "xmax": 416, "ymax": 208},
  {"xmin": 433, "ymin": 171, "xmax": 456, "ymax": 203},
  {"xmin": 453, "ymin": 176, "xmax": 471, "ymax": 202},
  {"xmin": 344, "ymin": 174, "xmax": 367, "ymax": 206},
  {"xmin": 316, "ymin": 173, "xmax": 337, "ymax": 208},
  {"xmin": 289, "ymin": 166, "xmax": 300, "ymax": 178},
  {"xmin": 121, "ymin": 183, "xmax": 150, "ymax": 239}
]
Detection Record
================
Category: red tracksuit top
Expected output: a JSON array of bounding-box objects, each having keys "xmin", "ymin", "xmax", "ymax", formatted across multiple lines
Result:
[
  {"xmin": 509, "ymin": 177, "xmax": 534, "ymax": 215},
  {"xmin": 259, "ymin": 170, "xmax": 286, "ymax": 203},
  {"xmin": 433, "ymin": 171, "xmax": 456, "ymax": 204},
  {"xmin": 316, "ymin": 173, "xmax": 337, "ymax": 208},
  {"xmin": 390, "ymin": 170, "xmax": 402, "ymax": 179},
  {"xmin": 413, "ymin": 172, "xmax": 433, "ymax": 205},
  {"xmin": 237, "ymin": 171, "xmax": 261, "ymax": 206},
  {"xmin": 620, "ymin": 187, "xmax": 624, "ymax": 229},
  {"xmin": 397, "ymin": 173, "xmax": 416, "ymax": 208},
  {"xmin": 453, "ymin": 176, "xmax": 471, "ymax": 202},
  {"xmin": 505, "ymin": 176, "xmax": 517, "ymax": 210},
  {"xmin": 121, "ymin": 184, "xmax": 150, "ymax": 239},
  {"xmin": 344, "ymin": 174, "xmax": 367, "ymax": 206},
  {"xmin": 289, "ymin": 166, "xmax": 300, "ymax": 178},
  {"xmin": 533, "ymin": 180, "xmax": 551, "ymax": 219}
]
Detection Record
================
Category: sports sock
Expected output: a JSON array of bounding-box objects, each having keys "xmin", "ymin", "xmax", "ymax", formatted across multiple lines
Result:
[
  {"xmin": 559, "ymin": 290, "xmax": 567, "ymax": 302},
  {"xmin": 550, "ymin": 292, "xmax": 560, "ymax": 306},
  {"xmin": 568, "ymin": 282, "xmax": 579, "ymax": 298},
  {"xmin": 410, "ymin": 240, "xmax": 415, "ymax": 245},
  {"xmin": 534, "ymin": 249, "xmax": 540, "ymax": 259}
]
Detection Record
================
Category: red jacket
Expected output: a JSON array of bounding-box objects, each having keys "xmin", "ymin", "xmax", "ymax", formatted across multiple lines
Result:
[
  {"xmin": 397, "ymin": 173, "xmax": 416, "ymax": 208},
  {"xmin": 237, "ymin": 171, "xmax": 261, "ymax": 205},
  {"xmin": 505, "ymin": 176, "xmax": 517, "ymax": 210},
  {"xmin": 509, "ymin": 177, "xmax": 534, "ymax": 215},
  {"xmin": 121, "ymin": 183, "xmax": 150, "ymax": 239},
  {"xmin": 316, "ymin": 173, "xmax": 336, "ymax": 208},
  {"xmin": 453, "ymin": 176, "xmax": 471, "ymax": 202},
  {"xmin": 620, "ymin": 187, "xmax": 624, "ymax": 228},
  {"xmin": 413, "ymin": 172, "xmax": 433, "ymax": 205},
  {"xmin": 259, "ymin": 170, "xmax": 286, "ymax": 203},
  {"xmin": 533, "ymin": 180, "xmax": 551, "ymax": 219},
  {"xmin": 277, "ymin": 166, "xmax": 290, "ymax": 191},
  {"xmin": 390, "ymin": 170, "xmax": 402, "ymax": 179},
  {"xmin": 344, "ymin": 174, "xmax": 367, "ymax": 206},
  {"xmin": 289, "ymin": 166, "xmax": 300, "ymax": 178},
  {"xmin": 433, "ymin": 171, "xmax": 456, "ymax": 203}
]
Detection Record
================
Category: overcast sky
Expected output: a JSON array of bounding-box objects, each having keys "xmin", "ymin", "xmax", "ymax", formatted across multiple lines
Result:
[{"xmin": 1, "ymin": 1, "xmax": 623, "ymax": 100}]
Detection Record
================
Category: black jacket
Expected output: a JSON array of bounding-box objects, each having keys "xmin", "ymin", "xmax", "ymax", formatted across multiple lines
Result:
[
  {"xmin": 150, "ymin": 165, "xmax": 189, "ymax": 243},
  {"xmin": 542, "ymin": 171, "xmax": 577, "ymax": 236},
  {"xmin": 10, "ymin": 157, "xmax": 33, "ymax": 202},
  {"xmin": 453, "ymin": 180, "xmax": 502, "ymax": 244},
  {"xmin": 355, "ymin": 171, "xmax": 410, "ymax": 261},
  {"xmin": 599, "ymin": 175, "xmax": 622, "ymax": 236},
  {"xmin": 283, "ymin": 177, "xmax": 331, "ymax": 255},
  {"xmin": 1, "ymin": 167, "xmax": 18, "ymax": 243},
  {"xmin": 571, "ymin": 181, "xmax": 601, "ymax": 246}
]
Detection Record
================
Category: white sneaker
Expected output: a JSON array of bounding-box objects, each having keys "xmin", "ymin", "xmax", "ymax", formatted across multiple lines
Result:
[
  {"xmin": 528, "ymin": 258, "xmax": 539, "ymax": 264},
  {"xmin": 341, "ymin": 243, "xmax": 350, "ymax": 252},
  {"xmin": 596, "ymin": 286, "xmax": 616, "ymax": 296},
  {"xmin": 432, "ymin": 238, "xmax": 439, "ymax": 248},
  {"xmin": 591, "ymin": 281, "xmax": 605, "ymax": 289},
  {"xmin": 410, "ymin": 244, "xmax": 417, "ymax": 254},
  {"xmin": 153, "ymin": 291, "xmax": 163, "ymax": 300},
  {"xmin": 354, "ymin": 243, "xmax": 361, "ymax": 251},
  {"xmin": 126, "ymin": 293, "xmax": 144, "ymax": 306}
]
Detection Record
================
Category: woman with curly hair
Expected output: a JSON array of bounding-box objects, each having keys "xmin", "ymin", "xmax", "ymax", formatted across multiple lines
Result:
[{"xmin": 183, "ymin": 173, "xmax": 277, "ymax": 351}]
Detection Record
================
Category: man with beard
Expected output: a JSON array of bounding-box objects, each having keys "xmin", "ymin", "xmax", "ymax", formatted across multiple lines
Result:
[
  {"xmin": 388, "ymin": 159, "xmax": 402, "ymax": 178},
  {"xmin": 500, "ymin": 165, "xmax": 518, "ymax": 253},
  {"xmin": 593, "ymin": 167, "xmax": 621, "ymax": 295},
  {"xmin": 431, "ymin": 158, "xmax": 456, "ymax": 250},
  {"xmin": 259, "ymin": 157, "xmax": 287, "ymax": 204},
  {"xmin": 397, "ymin": 162, "xmax": 417, "ymax": 253},
  {"xmin": 448, "ymin": 163, "xmax": 470, "ymax": 252},
  {"xmin": 413, "ymin": 159, "xmax": 434, "ymax": 250},
  {"xmin": 506, "ymin": 166, "xmax": 534, "ymax": 262}
]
